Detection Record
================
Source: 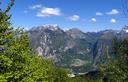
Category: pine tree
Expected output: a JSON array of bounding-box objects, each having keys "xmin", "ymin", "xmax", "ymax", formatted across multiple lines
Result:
[
  {"xmin": 0, "ymin": 0, "xmax": 68, "ymax": 82},
  {"xmin": 99, "ymin": 38, "xmax": 128, "ymax": 82},
  {"xmin": 0, "ymin": 0, "xmax": 15, "ymax": 81}
]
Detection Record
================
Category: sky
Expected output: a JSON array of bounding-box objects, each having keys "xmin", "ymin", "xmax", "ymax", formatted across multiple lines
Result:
[{"xmin": 2, "ymin": 0, "xmax": 128, "ymax": 32}]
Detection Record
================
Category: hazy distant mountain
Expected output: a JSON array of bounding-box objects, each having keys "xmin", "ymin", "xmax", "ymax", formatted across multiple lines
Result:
[{"xmin": 28, "ymin": 24, "xmax": 128, "ymax": 73}]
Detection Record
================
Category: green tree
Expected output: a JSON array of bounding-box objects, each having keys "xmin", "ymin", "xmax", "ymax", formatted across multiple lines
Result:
[
  {"xmin": 0, "ymin": 0, "xmax": 68, "ymax": 82},
  {"xmin": 100, "ymin": 38, "xmax": 128, "ymax": 82}
]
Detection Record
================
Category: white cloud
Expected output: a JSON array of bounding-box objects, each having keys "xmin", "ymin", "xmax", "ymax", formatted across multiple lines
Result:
[
  {"xmin": 96, "ymin": 12, "xmax": 103, "ymax": 16},
  {"xmin": 68, "ymin": 15, "xmax": 80, "ymax": 21},
  {"xmin": 106, "ymin": 9, "xmax": 119, "ymax": 15},
  {"xmin": 29, "ymin": 4, "xmax": 42, "ymax": 9},
  {"xmin": 110, "ymin": 18, "xmax": 117, "ymax": 23},
  {"xmin": 90, "ymin": 18, "xmax": 97, "ymax": 22},
  {"xmin": 36, "ymin": 7, "xmax": 61, "ymax": 17}
]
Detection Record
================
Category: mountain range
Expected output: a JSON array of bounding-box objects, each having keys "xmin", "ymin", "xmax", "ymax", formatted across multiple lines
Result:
[{"xmin": 28, "ymin": 24, "xmax": 128, "ymax": 73}]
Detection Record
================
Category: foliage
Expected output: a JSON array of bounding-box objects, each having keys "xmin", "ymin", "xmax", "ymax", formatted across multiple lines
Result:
[
  {"xmin": 99, "ymin": 37, "xmax": 128, "ymax": 82},
  {"xmin": 0, "ymin": 0, "xmax": 68, "ymax": 82}
]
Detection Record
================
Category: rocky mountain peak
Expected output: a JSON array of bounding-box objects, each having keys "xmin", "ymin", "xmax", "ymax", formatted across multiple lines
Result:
[
  {"xmin": 67, "ymin": 28, "xmax": 82, "ymax": 33},
  {"xmin": 65, "ymin": 28, "xmax": 86, "ymax": 39},
  {"xmin": 30, "ymin": 24, "xmax": 60, "ymax": 32},
  {"xmin": 42, "ymin": 24, "xmax": 59, "ymax": 30}
]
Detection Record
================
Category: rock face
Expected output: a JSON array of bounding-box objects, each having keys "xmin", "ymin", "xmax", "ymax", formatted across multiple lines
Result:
[{"xmin": 28, "ymin": 24, "xmax": 128, "ymax": 73}]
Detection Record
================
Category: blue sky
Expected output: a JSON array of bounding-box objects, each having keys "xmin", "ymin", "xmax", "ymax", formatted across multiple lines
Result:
[{"xmin": 2, "ymin": 0, "xmax": 128, "ymax": 32}]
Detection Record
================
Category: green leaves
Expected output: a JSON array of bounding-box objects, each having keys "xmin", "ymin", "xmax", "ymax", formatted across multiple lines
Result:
[
  {"xmin": 0, "ymin": 1, "xmax": 69, "ymax": 82},
  {"xmin": 99, "ymin": 37, "xmax": 128, "ymax": 82}
]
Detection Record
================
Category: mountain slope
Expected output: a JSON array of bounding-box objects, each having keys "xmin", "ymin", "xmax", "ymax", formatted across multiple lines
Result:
[{"xmin": 28, "ymin": 24, "xmax": 128, "ymax": 73}]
